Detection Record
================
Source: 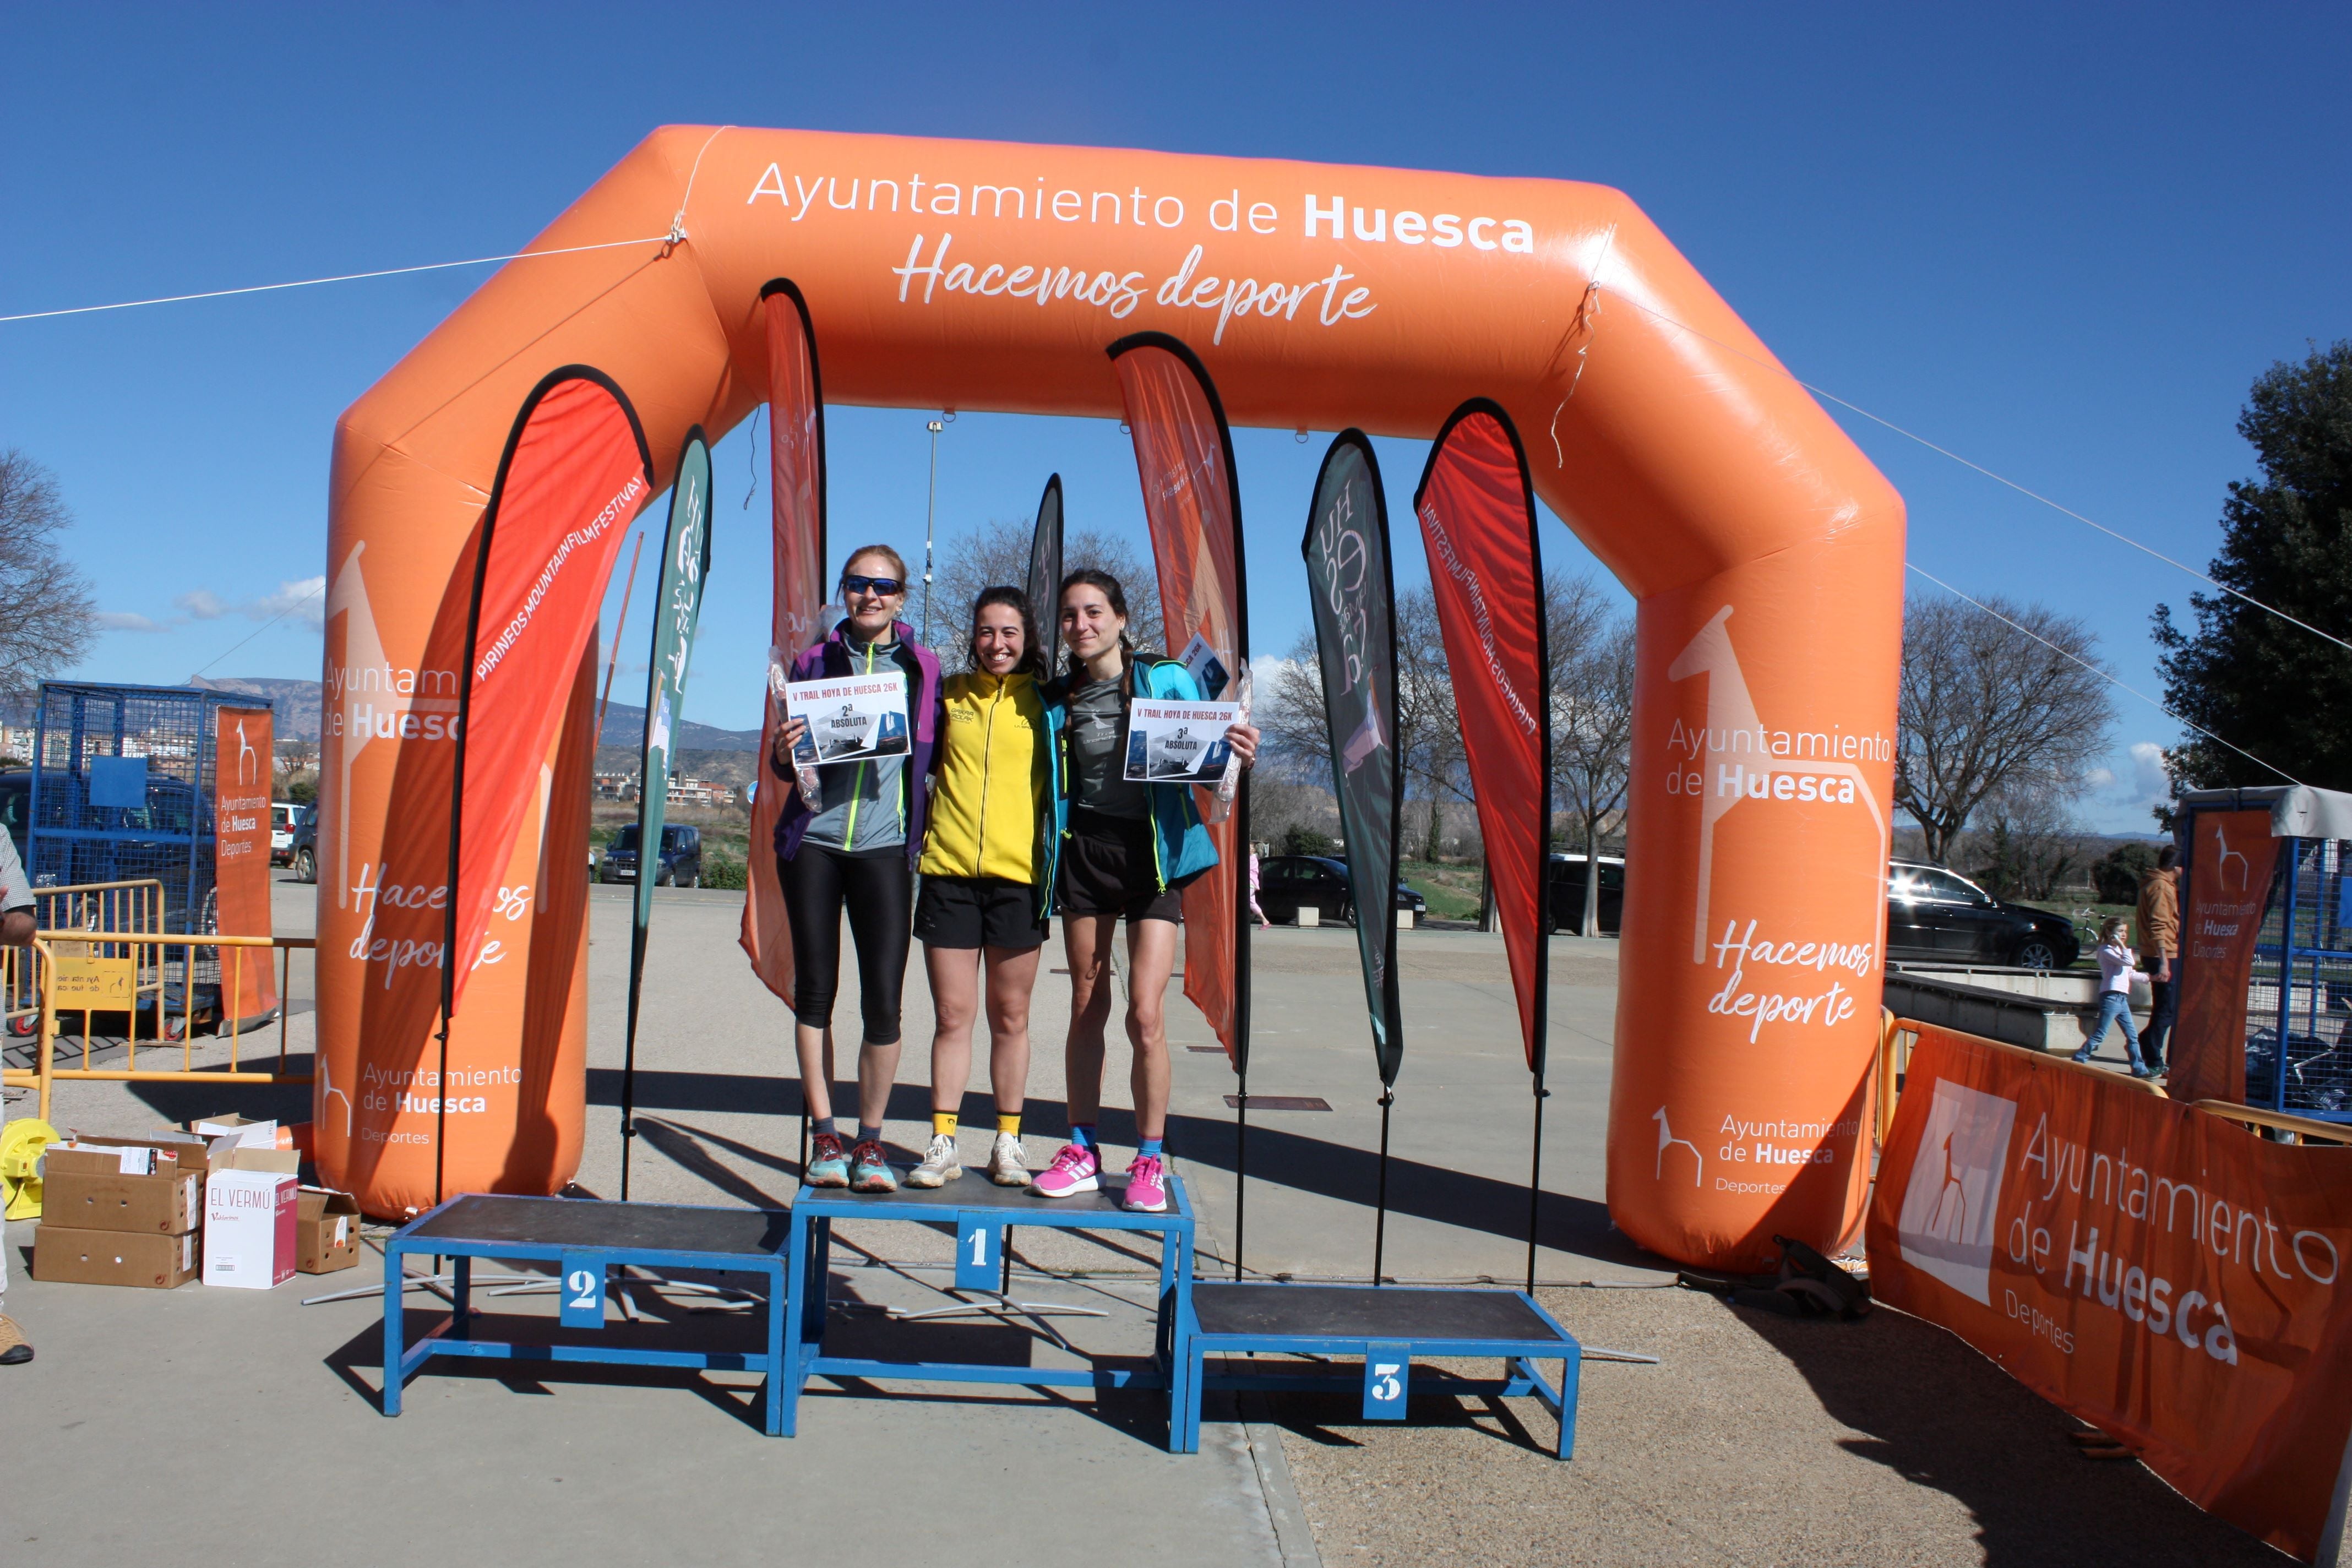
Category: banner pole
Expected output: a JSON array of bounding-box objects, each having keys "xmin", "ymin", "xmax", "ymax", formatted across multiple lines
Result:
[
  {"xmin": 1526, "ymin": 1072, "xmax": 1547, "ymax": 1292},
  {"xmin": 1373, "ymin": 1088, "xmax": 1394, "ymax": 1286},
  {"xmin": 1234, "ymin": 1068, "xmax": 1249, "ymax": 1280},
  {"xmin": 620, "ymin": 922, "xmax": 646, "ymax": 1199}
]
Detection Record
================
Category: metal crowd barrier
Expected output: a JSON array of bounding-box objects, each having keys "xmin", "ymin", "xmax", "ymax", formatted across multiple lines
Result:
[
  {"xmin": 2190, "ymin": 1099, "xmax": 2352, "ymax": 1146},
  {"xmin": 10, "ymin": 879, "xmax": 168, "ymax": 1040},
  {"xmin": 0, "ymin": 939, "xmax": 60, "ymax": 1123},
  {"xmin": 14, "ymin": 930, "xmax": 316, "ymax": 1126}
]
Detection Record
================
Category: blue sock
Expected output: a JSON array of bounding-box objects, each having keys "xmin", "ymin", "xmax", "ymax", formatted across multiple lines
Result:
[
  {"xmin": 1069, "ymin": 1124, "xmax": 1096, "ymax": 1153},
  {"xmin": 857, "ymin": 1124, "xmax": 884, "ymax": 1146},
  {"xmin": 813, "ymin": 1116, "xmax": 838, "ymax": 1141},
  {"xmin": 1138, "ymin": 1136, "xmax": 1164, "ymax": 1159}
]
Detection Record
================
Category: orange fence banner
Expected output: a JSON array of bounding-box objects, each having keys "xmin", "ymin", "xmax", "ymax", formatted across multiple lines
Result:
[
  {"xmin": 2171, "ymin": 809, "xmax": 2283, "ymax": 1106},
  {"xmin": 1869, "ymin": 1023, "xmax": 2352, "ymax": 1562},
  {"xmin": 211, "ymin": 706, "xmax": 277, "ymax": 1017}
]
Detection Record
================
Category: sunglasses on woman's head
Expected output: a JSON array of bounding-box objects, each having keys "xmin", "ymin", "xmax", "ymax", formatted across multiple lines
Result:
[{"xmin": 842, "ymin": 575, "xmax": 903, "ymax": 596}]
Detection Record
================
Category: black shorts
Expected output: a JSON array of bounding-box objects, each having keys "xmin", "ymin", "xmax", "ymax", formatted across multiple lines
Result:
[
  {"xmin": 914, "ymin": 874, "xmax": 1047, "ymax": 951},
  {"xmin": 1057, "ymin": 809, "xmax": 1186, "ymax": 923}
]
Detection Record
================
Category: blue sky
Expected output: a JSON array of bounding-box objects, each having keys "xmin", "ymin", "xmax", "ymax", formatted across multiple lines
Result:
[{"xmin": 4, "ymin": 4, "xmax": 2346, "ymax": 833}]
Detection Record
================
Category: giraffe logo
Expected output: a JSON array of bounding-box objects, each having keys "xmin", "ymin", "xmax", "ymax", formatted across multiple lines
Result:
[
  {"xmin": 233, "ymin": 719, "xmax": 259, "ymax": 786},
  {"xmin": 2213, "ymin": 819, "xmax": 2252, "ymax": 891},
  {"xmin": 1652, "ymin": 1107, "xmax": 1702, "ymax": 1185},
  {"xmin": 1894, "ymin": 1080, "xmax": 2017, "ymax": 1304}
]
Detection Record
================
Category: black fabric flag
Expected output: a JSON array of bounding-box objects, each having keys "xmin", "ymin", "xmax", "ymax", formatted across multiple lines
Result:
[
  {"xmin": 1303, "ymin": 431, "xmax": 1403, "ymax": 1086},
  {"xmin": 1028, "ymin": 473, "xmax": 1063, "ymax": 674}
]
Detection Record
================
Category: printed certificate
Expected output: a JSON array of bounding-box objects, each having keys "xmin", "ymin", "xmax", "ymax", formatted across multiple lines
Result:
[
  {"xmin": 787, "ymin": 672, "xmax": 911, "ymax": 766},
  {"xmin": 1124, "ymin": 699, "xmax": 1238, "ymax": 783}
]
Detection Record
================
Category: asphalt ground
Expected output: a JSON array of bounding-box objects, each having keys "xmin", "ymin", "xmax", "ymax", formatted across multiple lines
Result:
[{"xmin": 0, "ymin": 876, "xmax": 2297, "ymax": 1565}]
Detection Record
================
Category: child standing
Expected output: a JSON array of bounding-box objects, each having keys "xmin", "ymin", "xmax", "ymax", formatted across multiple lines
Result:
[{"xmin": 2072, "ymin": 917, "xmax": 2153, "ymax": 1078}]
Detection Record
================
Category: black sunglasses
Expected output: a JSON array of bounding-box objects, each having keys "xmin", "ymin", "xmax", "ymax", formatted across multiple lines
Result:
[{"xmin": 842, "ymin": 574, "xmax": 904, "ymax": 596}]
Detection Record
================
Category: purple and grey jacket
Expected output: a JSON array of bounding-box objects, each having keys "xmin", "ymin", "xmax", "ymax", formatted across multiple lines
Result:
[{"xmin": 770, "ymin": 618, "xmax": 945, "ymax": 868}]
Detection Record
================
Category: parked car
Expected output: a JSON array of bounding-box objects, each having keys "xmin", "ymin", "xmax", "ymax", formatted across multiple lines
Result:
[
  {"xmin": 288, "ymin": 804, "xmax": 318, "ymax": 883},
  {"xmin": 1546, "ymin": 853, "xmax": 1625, "ymax": 935},
  {"xmin": 270, "ymin": 801, "xmax": 300, "ymax": 865},
  {"xmin": 598, "ymin": 823, "xmax": 703, "ymax": 888},
  {"xmin": 1255, "ymin": 854, "xmax": 1424, "ymax": 925},
  {"xmin": 1886, "ymin": 860, "xmax": 2079, "ymax": 970}
]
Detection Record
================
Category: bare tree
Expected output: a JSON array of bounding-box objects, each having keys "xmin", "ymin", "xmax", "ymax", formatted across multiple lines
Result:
[
  {"xmin": 1396, "ymin": 586, "xmax": 1469, "ymax": 861},
  {"xmin": 1259, "ymin": 585, "xmax": 1462, "ymax": 859},
  {"xmin": 1897, "ymin": 594, "xmax": 2114, "ymax": 866},
  {"xmin": 932, "ymin": 515, "xmax": 1162, "ymax": 671},
  {"xmin": 0, "ymin": 451, "xmax": 95, "ymax": 704},
  {"xmin": 1967, "ymin": 773, "xmax": 2082, "ymax": 900},
  {"xmin": 1549, "ymin": 573, "xmax": 1636, "ymax": 937}
]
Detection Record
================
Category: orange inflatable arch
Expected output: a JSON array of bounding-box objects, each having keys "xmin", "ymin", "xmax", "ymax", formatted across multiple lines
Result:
[{"xmin": 321, "ymin": 127, "xmax": 1903, "ymax": 1269}]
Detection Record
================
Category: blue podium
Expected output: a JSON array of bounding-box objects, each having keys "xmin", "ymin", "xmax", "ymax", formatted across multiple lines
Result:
[
  {"xmin": 381, "ymin": 1194, "xmax": 794, "ymax": 1434},
  {"xmin": 783, "ymin": 1169, "xmax": 1195, "ymax": 1446},
  {"xmin": 1175, "ymin": 1281, "xmax": 1582, "ymax": 1457}
]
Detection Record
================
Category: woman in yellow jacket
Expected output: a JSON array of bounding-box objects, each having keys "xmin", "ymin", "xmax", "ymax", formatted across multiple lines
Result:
[{"xmin": 907, "ymin": 586, "xmax": 1055, "ymax": 1188}]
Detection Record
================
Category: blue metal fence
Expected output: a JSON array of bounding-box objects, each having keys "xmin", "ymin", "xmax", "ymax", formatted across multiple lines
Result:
[{"xmin": 26, "ymin": 682, "xmax": 274, "ymax": 935}]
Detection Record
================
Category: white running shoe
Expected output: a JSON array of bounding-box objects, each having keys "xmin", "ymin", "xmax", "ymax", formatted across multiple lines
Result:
[
  {"xmin": 987, "ymin": 1131, "xmax": 1030, "ymax": 1187},
  {"xmin": 907, "ymin": 1133, "xmax": 963, "ymax": 1189}
]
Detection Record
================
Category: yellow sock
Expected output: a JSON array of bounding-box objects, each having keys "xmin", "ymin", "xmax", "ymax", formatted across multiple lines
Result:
[
  {"xmin": 932, "ymin": 1112, "xmax": 958, "ymax": 1139},
  {"xmin": 996, "ymin": 1113, "xmax": 1021, "ymax": 1137}
]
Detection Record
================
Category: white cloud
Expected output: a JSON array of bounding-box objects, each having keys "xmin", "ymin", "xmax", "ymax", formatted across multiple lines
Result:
[
  {"xmin": 95, "ymin": 610, "xmax": 172, "ymax": 633},
  {"xmin": 175, "ymin": 576, "xmax": 325, "ymax": 630}
]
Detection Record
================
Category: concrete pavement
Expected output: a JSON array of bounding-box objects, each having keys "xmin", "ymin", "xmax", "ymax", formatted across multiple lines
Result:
[{"xmin": 0, "ymin": 877, "xmax": 2301, "ymax": 1565}]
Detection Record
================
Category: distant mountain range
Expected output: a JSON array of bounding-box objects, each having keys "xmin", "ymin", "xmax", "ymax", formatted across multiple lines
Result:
[
  {"xmin": 192, "ymin": 677, "xmax": 322, "ymax": 738},
  {"xmin": 182, "ymin": 678, "xmax": 764, "ymax": 753}
]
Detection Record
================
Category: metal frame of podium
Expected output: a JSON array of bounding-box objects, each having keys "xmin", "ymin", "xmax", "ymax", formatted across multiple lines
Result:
[
  {"xmin": 783, "ymin": 1169, "xmax": 1195, "ymax": 1447},
  {"xmin": 381, "ymin": 1194, "xmax": 794, "ymax": 1435},
  {"xmin": 1173, "ymin": 1281, "xmax": 1582, "ymax": 1457}
]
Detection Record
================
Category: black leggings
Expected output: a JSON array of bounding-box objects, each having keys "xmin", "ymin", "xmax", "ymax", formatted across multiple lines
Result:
[{"xmin": 780, "ymin": 845, "xmax": 912, "ymax": 1043}]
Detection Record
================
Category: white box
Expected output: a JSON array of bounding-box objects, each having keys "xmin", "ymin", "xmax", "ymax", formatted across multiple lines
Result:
[{"xmin": 204, "ymin": 1168, "xmax": 298, "ymax": 1289}]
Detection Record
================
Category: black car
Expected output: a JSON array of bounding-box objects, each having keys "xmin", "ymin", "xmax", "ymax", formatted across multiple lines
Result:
[
  {"xmin": 1255, "ymin": 854, "xmax": 1425, "ymax": 925},
  {"xmin": 1886, "ymin": 861, "xmax": 2078, "ymax": 970},
  {"xmin": 1546, "ymin": 853, "xmax": 1624, "ymax": 935},
  {"xmin": 288, "ymin": 803, "xmax": 318, "ymax": 883},
  {"xmin": 598, "ymin": 823, "xmax": 704, "ymax": 888}
]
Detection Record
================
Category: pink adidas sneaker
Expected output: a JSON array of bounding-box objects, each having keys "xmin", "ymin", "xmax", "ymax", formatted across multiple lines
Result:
[
  {"xmin": 1121, "ymin": 1154, "xmax": 1168, "ymax": 1213},
  {"xmin": 1032, "ymin": 1143, "xmax": 1100, "ymax": 1198}
]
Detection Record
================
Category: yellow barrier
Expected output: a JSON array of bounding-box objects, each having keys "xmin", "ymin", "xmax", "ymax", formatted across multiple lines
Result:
[
  {"xmin": 23, "ymin": 930, "xmax": 316, "ymax": 1124},
  {"xmin": 0, "ymin": 939, "xmax": 60, "ymax": 1123},
  {"xmin": 2190, "ymin": 1100, "xmax": 2352, "ymax": 1146},
  {"xmin": 4, "ymin": 880, "xmax": 165, "ymax": 1041}
]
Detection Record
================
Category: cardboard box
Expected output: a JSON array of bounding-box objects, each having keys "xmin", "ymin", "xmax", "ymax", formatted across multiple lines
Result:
[
  {"xmin": 42, "ymin": 1166, "xmax": 203, "ymax": 1235},
  {"xmin": 187, "ymin": 1115, "xmax": 282, "ymax": 1150},
  {"xmin": 204, "ymin": 1164, "xmax": 298, "ymax": 1289},
  {"xmin": 296, "ymin": 1188, "xmax": 362, "ymax": 1273},
  {"xmin": 63, "ymin": 1134, "xmax": 216, "ymax": 1174},
  {"xmin": 35, "ymin": 1224, "xmax": 198, "ymax": 1288}
]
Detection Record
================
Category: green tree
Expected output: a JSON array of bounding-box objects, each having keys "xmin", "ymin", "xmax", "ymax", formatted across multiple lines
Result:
[{"xmin": 2154, "ymin": 341, "xmax": 2352, "ymax": 794}]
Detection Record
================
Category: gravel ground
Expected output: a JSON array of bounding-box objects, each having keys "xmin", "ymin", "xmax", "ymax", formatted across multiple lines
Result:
[{"xmin": 1264, "ymin": 1284, "xmax": 2294, "ymax": 1567}]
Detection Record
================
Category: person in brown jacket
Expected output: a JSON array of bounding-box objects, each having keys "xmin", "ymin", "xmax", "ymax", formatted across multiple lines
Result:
[{"xmin": 2136, "ymin": 846, "xmax": 2180, "ymax": 1072}]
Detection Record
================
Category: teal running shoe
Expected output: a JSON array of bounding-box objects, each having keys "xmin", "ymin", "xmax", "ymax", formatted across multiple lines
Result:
[
  {"xmin": 850, "ymin": 1139, "xmax": 899, "ymax": 1194},
  {"xmin": 805, "ymin": 1131, "xmax": 850, "ymax": 1188}
]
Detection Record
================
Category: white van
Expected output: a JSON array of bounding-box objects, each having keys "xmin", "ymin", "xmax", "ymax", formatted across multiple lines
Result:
[{"xmin": 271, "ymin": 802, "xmax": 299, "ymax": 865}]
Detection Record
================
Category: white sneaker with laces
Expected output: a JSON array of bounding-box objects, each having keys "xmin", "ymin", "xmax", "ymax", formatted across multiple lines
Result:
[
  {"xmin": 907, "ymin": 1133, "xmax": 963, "ymax": 1188},
  {"xmin": 987, "ymin": 1131, "xmax": 1029, "ymax": 1186}
]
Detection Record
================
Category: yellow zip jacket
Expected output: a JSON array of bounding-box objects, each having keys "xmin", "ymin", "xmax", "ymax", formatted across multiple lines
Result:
[{"xmin": 919, "ymin": 670, "xmax": 1049, "ymax": 884}]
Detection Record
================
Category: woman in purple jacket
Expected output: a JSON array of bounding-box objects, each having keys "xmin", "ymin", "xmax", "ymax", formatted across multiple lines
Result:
[{"xmin": 770, "ymin": 545, "xmax": 944, "ymax": 1194}]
